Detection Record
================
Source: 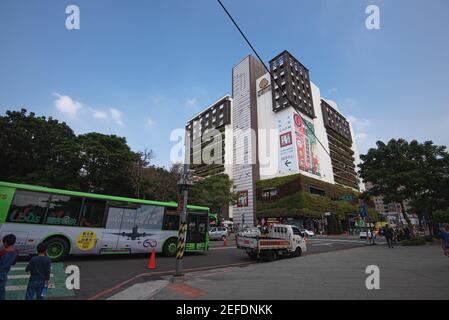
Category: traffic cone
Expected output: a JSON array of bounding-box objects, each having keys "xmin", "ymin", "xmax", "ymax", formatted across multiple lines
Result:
[
  {"xmin": 147, "ymin": 248, "xmax": 156, "ymax": 269},
  {"xmin": 223, "ymin": 237, "xmax": 228, "ymax": 247}
]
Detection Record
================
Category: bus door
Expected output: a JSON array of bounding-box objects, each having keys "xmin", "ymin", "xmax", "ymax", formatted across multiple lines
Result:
[
  {"xmin": 186, "ymin": 213, "xmax": 208, "ymax": 250},
  {"xmin": 102, "ymin": 206, "xmax": 145, "ymax": 253},
  {"xmin": 100, "ymin": 206, "xmax": 125, "ymax": 252}
]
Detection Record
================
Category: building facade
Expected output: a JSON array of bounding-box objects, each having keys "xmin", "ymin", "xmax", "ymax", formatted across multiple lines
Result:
[{"xmin": 185, "ymin": 50, "xmax": 365, "ymax": 226}]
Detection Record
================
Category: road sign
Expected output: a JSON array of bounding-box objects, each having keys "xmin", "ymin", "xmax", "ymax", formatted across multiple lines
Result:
[
  {"xmin": 359, "ymin": 205, "xmax": 367, "ymax": 218},
  {"xmin": 355, "ymin": 219, "xmax": 366, "ymax": 227}
]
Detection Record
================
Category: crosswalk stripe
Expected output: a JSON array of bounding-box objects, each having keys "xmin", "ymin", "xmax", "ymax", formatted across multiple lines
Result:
[
  {"xmin": 6, "ymin": 284, "xmax": 56, "ymax": 292},
  {"xmin": 8, "ymin": 274, "xmax": 54, "ymax": 280}
]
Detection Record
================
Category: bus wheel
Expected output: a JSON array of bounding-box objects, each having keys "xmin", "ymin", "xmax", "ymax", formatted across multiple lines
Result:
[
  {"xmin": 163, "ymin": 238, "xmax": 178, "ymax": 257},
  {"xmin": 43, "ymin": 237, "xmax": 69, "ymax": 261}
]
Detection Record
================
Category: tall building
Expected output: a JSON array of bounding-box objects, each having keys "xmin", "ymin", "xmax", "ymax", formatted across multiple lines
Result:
[
  {"xmin": 321, "ymin": 99, "xmax": 359, "ymax": 189},
  {"xmin": 231, "ymin": 56, "xmax": 266, "ymax": 228},
  {"xmin": 185, "ymin": 50, "xmax": 365, "ymax": 226},
  {"xmin": 185, "ymin": 95, "xmax": 233, "ymax": 178}
]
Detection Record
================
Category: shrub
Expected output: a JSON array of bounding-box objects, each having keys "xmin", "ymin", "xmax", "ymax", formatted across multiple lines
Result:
[
  {"xmin": 401, "ymin": 237, "xmax": 426, "ymax": 246},
  {"xmin": 433, "ymin": 210, "xmax": 449, "ymax": 223}
]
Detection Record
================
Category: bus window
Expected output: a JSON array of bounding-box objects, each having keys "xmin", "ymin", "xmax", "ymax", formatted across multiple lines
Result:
[
  {"xmin": 188, "ymin": 220, "xmax": 196, "ymax": 233},
  {"xmin": 119, "ymin": 208, "xmax": 137, "ymax": 230},
  {"xmin": 79, "ymin": 199, "xmax": 106, "ymax": 227},
  {"xmin": 45, "ymin": 195, "xmax": 82, "ymax": 226},
  {"xmin": 162, "ymin": 209, "xmax": 179, "ymax": 231},
  {"xmin": 105, "ymin": 207, "xmax": 124, "ymax": 229},
  {"xmin": 8, "ymin": 190, "xmax": 50, "ymax": 224},
  {"xmin": 135, "ymin": 205, "xmax": 164, "ymax": 230}
]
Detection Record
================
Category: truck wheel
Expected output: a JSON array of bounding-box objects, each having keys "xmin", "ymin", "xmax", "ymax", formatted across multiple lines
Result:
[
  {"xmin": 265, "ymin": 250, "xmax": 278, "ymax": 262},
  {"xmin": 247, "ymin": 252, "xmax": 257, "ymax": 259},
  {"xmin": 293, "ymin": 247, "xmax": 302, "ymax": 257}
]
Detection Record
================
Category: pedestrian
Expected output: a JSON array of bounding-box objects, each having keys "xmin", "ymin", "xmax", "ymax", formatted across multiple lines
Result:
[
  {"xmin": 384, "ymin": 224, "xmax": 394, "ymax": 248},
  {"xmin": 25, "ymin": 243, "xmax": 51, "ymax": 300},
  {"xmin": 439, "ymin": 224, "xmax": 449, "ymax": 257},
  {"xmin": 0, "ymin": 234, "xmax": 18, "ymax": 300}
]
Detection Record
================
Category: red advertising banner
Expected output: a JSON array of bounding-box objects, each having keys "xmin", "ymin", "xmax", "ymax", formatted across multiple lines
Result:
[
  {"xmin": 237, "ymin": 191, "xmax": 249, "ymax": 207},
  {"xmin": 293, "ymin": 114, "xmax": 320, "ymax": 176}
]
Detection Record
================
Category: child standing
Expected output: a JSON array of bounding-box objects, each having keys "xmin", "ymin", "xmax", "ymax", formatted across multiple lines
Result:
[
  {"xmin": 25, "ymin": 243, "xmax": 51, "ymax": 300},
  {"xmin": 0, "ymin": 234, "xmax": 18, "ymax": 300}
]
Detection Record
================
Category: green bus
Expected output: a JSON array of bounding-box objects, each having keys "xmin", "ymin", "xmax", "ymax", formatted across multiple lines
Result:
[{"xmin": 0, "ymin": 181, "xmax": 214, "ymax": 261}]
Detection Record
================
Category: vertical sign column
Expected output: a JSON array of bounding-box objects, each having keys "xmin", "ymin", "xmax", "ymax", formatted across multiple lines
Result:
[{"xmin": 232, "ymin": 57, "xmax": 255, "ymax": 229}]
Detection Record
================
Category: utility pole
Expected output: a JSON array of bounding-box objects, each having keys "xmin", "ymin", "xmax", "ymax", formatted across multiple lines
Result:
[{"xmin": 174, "ymin": 163, "xmax": 191, "ymax": 278}]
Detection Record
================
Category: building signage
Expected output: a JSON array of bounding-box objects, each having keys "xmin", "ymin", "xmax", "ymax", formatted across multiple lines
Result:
[
  {"xmin": 237, "ymin": 191, "xmax": 249, "ymax": 207},
  {"xmin": 278, "ymin": 112, "xmax": 299, "ymax": 175},
  {"xmin": 293, "ymin": 114, "xmax": 320, "ymax": 176}
]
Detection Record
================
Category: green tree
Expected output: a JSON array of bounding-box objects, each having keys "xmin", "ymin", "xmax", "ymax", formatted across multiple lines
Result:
[
  {"xmin": 128, "ymin": 149, "xmax": 154, "ymax": 198},
  {"xmin": 0, "ymin": 109, "xmax": 81, "ymax": 188},
  {"xmin": 189, "ymin": 174, "xmax": 237, "ymax": 219},
  {"xmin": 359, "ymin": 139, "xmax": 449, "ymax": 230},
  {"xmin": 326, "ymin": 214, "xmax": 343, "ymax": 234},
  {"xmin": 77, "ymin": 133, "xmax": 136, "ymax": 196},
  {"xmin": 140, "ymin": 164, "xmax": 180, "ymax": 202}
]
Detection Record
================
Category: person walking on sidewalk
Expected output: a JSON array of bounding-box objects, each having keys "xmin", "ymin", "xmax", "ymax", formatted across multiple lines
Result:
[
  {"xmin": 25, "ymin": 243, "xmax": 51, "ymax": 300},
  {"xmin": 384, "ymin": 224, "xmax": 394, "ymax": 248},
  {"xmin": 0, "ymin": 234, "xmax": 18, "ymax": 300},
  {"xmin": 439, "ymin": 224, "xmax": 449, "ymax": 257}
]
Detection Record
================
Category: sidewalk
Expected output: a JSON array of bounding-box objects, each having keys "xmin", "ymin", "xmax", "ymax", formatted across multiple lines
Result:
[{"xmin": 109, "ymin": 244, "xmax": 449, "ymax": 300}]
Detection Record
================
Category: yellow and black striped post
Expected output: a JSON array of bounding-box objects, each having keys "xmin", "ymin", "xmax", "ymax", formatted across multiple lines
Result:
[
  {"xmin": 174, "ymin": 164, "xmax": 190, "ymax": 277},
  {"xmin": 176, "ymin": 223, "xmax": 187, "ymax": 260}
]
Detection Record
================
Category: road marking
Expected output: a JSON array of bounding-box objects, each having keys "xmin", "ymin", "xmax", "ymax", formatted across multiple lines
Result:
[
  {"xmin": 11, "ymin": 267, "xmax": 26, "ymax": 271},
  {"xmin": 5, "ymin": 262, "xmax": 74, "ymax": 299},
  {"xmin": 6, "ymin": 284, "xmax": 56, "ymax": 291},
  {"xmin": 309, "ymin": 239, "xmax": 368, "ymax": 244},
  {"xmin": 8, "ymin": 274, "xmax": 54, "ymax": 280},
  {"xmin": 311, "ymin": 243, "xmax": 333, "ymax": 247}
]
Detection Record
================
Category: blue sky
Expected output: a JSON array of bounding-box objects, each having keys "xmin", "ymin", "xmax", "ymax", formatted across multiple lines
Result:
[{"xmin": 1, "ymin": 0, "xmax": 448, "ymax": 168}]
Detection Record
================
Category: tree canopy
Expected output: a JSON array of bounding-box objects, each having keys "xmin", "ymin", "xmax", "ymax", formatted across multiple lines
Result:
[
  {"xmin": 0, "ymin": 109, "xmax": 236, "ymax": 215},
  {"xmin": 359, "ymin": 138, "xmax": 449, "ymax": 229}
]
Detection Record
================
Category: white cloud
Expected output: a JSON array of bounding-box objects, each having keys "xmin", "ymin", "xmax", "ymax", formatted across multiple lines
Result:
[
  {"xmin": 53, "ymin": 93, "xmax": 83, "ymax": 118},
  {"xmin": 52, "ymin": 93, "xmax": 125, "ymax": 126},
  {"xmin": 89, "ymin": 107, "xmax": 108, "ymax": 119},
  {"xmin": 146, "ymin": 117, "xmax": 156, "ymax": 128},
  {"xmin": 109, "ymin": 108, "xmax": 124, "ymax": 126},
  {"xmin": 185, "ymin": 98, "xmax": 198, "ymax": 109}
]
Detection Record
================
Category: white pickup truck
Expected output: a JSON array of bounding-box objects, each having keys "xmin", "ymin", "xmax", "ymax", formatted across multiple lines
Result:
[{"xmin": 236, "ymin": 224, "xmax": 307, "ymax": 261}]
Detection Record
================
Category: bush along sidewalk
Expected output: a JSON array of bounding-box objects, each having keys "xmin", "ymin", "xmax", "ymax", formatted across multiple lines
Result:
[{"xmin": 401, "ymin": 237, "xmax": 427, "ymax": 246}]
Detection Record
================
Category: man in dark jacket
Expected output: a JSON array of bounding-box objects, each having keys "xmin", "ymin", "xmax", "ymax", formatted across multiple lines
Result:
[
  {"xmin": 25, "ymin": 243, "xmax": 51, "ymax": 300},
  {"xmin": 384, "ymin": 224, "xmax": 394, "ymax": 248}
]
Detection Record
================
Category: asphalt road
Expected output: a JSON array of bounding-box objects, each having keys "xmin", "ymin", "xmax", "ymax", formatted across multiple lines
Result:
[{"xmin": 55, "ymin": 236, "xmax": 376, "ymax": 300}]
